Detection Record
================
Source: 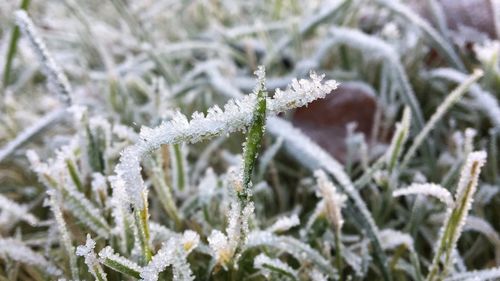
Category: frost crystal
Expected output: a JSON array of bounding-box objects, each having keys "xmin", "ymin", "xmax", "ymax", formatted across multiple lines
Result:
[
  {"xmin": 98, "ymin": 246, "xmax": 142, "ymax": 273},
  {"xmin": 455, "ymin": 151, "xmax": 487, "ymax": 202},
  {"xmin": 181, "ymin": 230, "xmax": 200, "ymax": 253},
  {"xmin": 266, "ymin": 214, "xmax": 300, "ymax": 233},
  {"xmin": 116, "ymin": 70, "xmax": 337, "ymax": 209},
  {"xmin": 76, "ymin": 234, "xmax": 107, "ymax": 281},
  {"xmin": 393, "ymin": 183, "xmax": 454, "ymax": 208},
  {"xmin": 207, "ymin": 230, "xmax": 232, "ymax": 268},
  {"xmin": 473, "ymin": 40, "xmax": 500, "ymax": 64},
  {"xmin": 314, "ymin": 170, "xmax": 347, "ymax": 231},
  {"xmin": 140, "ymin": 231, "xmax": 196, "ymax": 281}
]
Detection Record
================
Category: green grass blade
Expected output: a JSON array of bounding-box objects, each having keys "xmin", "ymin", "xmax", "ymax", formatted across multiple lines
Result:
[
  {"xmin": 240, "ymin": 67, "xmax": 267, "ymax": 202},
  {"xmin": 2, "ymin": 0, "xmax": 31, "ymax": 88}
]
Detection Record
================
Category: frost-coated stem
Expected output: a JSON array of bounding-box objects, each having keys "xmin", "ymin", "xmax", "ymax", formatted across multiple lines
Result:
[
  {"xmin": 99, "ymin": 246, "xmax": 142, "ymax": 279},
  {"xmin": 426, "ymin": 151, "xmax": 487, "ymax": 281},
  {"xmin": 240, "ymin": 66, "xmax": 267, "ymax": 202},
  {"xmin": 115, "ymin": 68, "xmax": 337, "ymax": 210},
  {"xmin": 14, "ymin": 10, "xmax": 72, "ymax": 103}
]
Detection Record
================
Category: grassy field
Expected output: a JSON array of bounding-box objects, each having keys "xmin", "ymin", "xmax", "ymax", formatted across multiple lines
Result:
[{"xmin": 1, "ymin": 0, "xmax": 500, "ymax": 280}]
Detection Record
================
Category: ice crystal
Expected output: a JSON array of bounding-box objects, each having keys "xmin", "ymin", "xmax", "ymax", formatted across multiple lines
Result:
[
  {"xmin": 140, "ymin": 231, "xmax": 196, "ymax": 281},
  {"xmin": 76, "ymin": 234, "xmax": 107, "ymax": 281}
]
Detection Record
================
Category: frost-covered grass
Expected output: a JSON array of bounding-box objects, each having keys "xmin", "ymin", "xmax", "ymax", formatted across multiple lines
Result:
[{"xmin": 1, "ymin": 0, "xmax": 500, "ymax": 280}]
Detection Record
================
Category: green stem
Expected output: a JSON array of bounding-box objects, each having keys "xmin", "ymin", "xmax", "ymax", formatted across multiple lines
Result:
[
  {"xmin": 134, "ymin": 202, "xmax": 152, "ymax": 263},
  {"xmin": 2, "ymin": 0, "xmax": 31, "ymax": 88},
  {"xmin": 334, "ymin": 227, "xmax": 343, "ymax": 280},
  {"xmin": 172, "ymin": 144, "xmax": 185, "ymax": 191},
  {"xmin": 151, "ymin": 155, "xmax": 182, "ymax": 229},
  {"xmin": 66, "ymin": 159, "xmax": 83, "ymax": 192}
]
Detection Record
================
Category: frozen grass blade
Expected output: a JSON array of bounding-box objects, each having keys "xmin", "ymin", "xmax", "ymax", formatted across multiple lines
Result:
[
  {"xmin": 385, "ymin": 106, "xmax": 411, "ymax": 173},
  {"xmin": 0, "ymin": 238, "xmax": 61, "ymax": 276},
  {"xmin": 26, "ymin": 149, "xmax": 111, "ymax": 239},
  {"xmin": 264, "ymin": 0, "xmax": 348, "ymax": 65},
  {"xmin": 329, "ymin": 27, "xmax": 425, "ymax": 132},
  {"xmin": 240, "ymin": 66, "xmax": 267, "ymax": 202},
  {"xmin": 2, "ymin": 0, "xmax": 31, "ymax": 88},
  {"xmin": 0, "ymin": 108, "xmax": 66, "ymax": 163},
  {"xmin": 115, "ymin": 69, "xmax": 337, "ymax": 210},
  {"xmin": 98, "ymin": 246, "xmax": 142, "ymax": 279},
  {"xmin": 426, "ymin": 151, "xmax": 487, "ymax": 281},
  {"xmin": 0, "ymin": 194, "xmax": 38, "ymax": 226},
  {"xmin": 140, "ymin": 230, "xmax": 198, "ymax": 281},
  {"xmin": 266, "ymin": 214, "xmax": 300, "ymax": 233},
  {"xmin": 171, "ymin": 144, "xmax": 187, "ymax": 192},
  {"xmin": 149, "ymin": 153, "xmax": 181, "ymax": 228},
  {"xmin": 134, "ymin": 193, "xmax": 152, "ymax": 263},
  {"xmin": 14, "ymin": 10, "xmax": 72, "ymax": 103},
  {"xmin": 376, "ymin": 0, "xmax": 465, "ymax": 71},
  {"xmin": 393, "ymin": 183, "xmax": 454, "ymax": 208},
  {"xmin": 46, "ymin": 190, "xmax": 79, "ymax": 280},
  {"xmin": 444, "ymin": 267, "xmax": 500, "ymax": 281},
  {"xmin": 314, "ymin": 170, "xmax": 346, "ymax": 272},
  {"xmin": 254, "ymin": 253, "xmax": 298, "ymax": 280},
  {"xmin": 402, "ymin": 70, "xmax": 483, "ymax": 168},
  {"xmin": 247, "ymin": 231, "xmax": 337, "ymax": 277},
  {"xmin": 76, "ymin": 234, "xmax": 108, "ymax": 281},
  {"xmin": 430, "ymin": 68, "xmax": 500, "ymax": 129}
]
